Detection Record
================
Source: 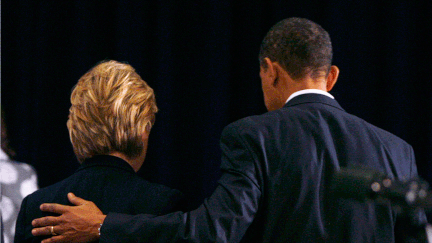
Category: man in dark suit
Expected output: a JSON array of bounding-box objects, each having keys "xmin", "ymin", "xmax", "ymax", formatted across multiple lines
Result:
[
  {"xmin": 31, "ymin": 18, "xmax": 426, "ymax": 242},
  {"xmin": 15, "ymin": 60, "xmax": 183, "ymax": 243}
]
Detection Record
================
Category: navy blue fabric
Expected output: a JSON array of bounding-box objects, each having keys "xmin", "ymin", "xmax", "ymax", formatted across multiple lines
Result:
[
  {"xmin": 101, "ymin": 94, "xmax": 425, "ymax": 242},
  {"xmin": 14, "ymin": 155, "xmax": 184, "ymax": 243}
]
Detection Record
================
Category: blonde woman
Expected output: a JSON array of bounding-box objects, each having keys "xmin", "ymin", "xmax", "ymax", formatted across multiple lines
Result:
[{"xmin": 14, "ymin": 60, "xmax": 183, "ymax": 242}]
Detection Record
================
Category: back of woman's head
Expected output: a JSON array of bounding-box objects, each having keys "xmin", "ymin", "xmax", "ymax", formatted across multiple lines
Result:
[{"xmin": 67, "ymin": 60, "xmax": 157, "ymax": 162}]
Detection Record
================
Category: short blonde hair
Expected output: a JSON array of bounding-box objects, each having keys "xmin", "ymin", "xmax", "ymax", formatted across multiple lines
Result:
[{"xmin": 67, "ymin": 60, "xmax": 157, "ymax": 162}]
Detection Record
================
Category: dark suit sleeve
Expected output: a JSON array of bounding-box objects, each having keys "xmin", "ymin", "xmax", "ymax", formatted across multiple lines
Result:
[
  {"xmin": 101, "ymin": 122, "xmax": 262, "ymax": 243},
  {"xmin": 156, "ymin": 189, "xmax": 186, "ymax": 214}
]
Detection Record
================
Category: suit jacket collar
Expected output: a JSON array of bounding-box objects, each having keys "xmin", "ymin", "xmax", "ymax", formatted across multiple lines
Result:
[
  {"xmin": 284, "ymin": 93, "xmax": 345, "ymax": 112},
  {"xmin": 77, "ymin": 155, "xmax": 136, "ymax": 174}
]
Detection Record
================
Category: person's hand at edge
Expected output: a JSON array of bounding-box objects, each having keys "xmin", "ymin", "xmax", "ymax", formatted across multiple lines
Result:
[{"xmin": 31, "ymin": 192, "xmax": 106, "ymax": 243}]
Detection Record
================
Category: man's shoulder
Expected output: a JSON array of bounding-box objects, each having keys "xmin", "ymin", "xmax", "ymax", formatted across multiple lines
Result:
[
  {"xmin": 222, "ymin": 108, "xmax": 297, "ymax": 135},
  {"xmin": 223, "ymin": 104, "xmax": 412, "ymax": 150},
  {"xmin": 222, "ymin": 113, "xmax": 268, "ymax": 136},
  {"xmin": 359, "ymin": 118, "xmax": 412, "ymax": 149}
]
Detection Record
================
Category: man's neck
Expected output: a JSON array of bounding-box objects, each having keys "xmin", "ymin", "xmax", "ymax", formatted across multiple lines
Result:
[{"xmin": 283, "ymin": 77, "xmax": 328, "ymax": 103}]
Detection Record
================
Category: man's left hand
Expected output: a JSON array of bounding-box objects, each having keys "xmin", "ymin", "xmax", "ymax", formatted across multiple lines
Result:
[{"xmin": 31, "ymin": 192, "xmax": 106, "ymax": 243}]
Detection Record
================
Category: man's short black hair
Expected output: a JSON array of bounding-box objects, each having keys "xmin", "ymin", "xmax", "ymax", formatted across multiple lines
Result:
[{"xmin": 259, "ymin": 17, "xmax": 333, "ymax": 80}]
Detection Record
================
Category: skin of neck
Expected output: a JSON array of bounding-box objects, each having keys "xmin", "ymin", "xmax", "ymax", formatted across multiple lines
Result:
[{"xmin": 279, "ymin": 70, "xmax": 329, "ymax": 101}]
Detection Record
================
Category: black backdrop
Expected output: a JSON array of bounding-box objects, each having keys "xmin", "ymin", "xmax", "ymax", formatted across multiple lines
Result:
[{"xmin": 2, "ymin": 0, "xmax": 432, "ymax": 210}]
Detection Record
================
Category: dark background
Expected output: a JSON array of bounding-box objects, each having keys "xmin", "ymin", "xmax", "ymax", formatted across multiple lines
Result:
[{"xmin": 2, "ymin": 0, "xmax": 432, "ymax": 210}]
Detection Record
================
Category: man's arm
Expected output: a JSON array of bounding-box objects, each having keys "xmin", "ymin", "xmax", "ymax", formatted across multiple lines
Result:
[
  {"xmin": 33, "ymin": 121, "xmax": 262, "ymax": 242},
  {"xmin": 32, "ymin": 193, "xmax": 106, "ymax": 243},
  {"xmin": 100, "ymin": 170, "xmax": 261, "ymax": 242}
]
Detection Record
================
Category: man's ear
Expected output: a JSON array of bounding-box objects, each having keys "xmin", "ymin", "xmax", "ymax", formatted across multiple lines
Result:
[
  {"xmin": 264, "ymin": 58, "xmax": 284, "ymax": 87},
  {"xmin": 263, "ymin": 58, "xmax": 279, "ymax": 86},
  {"xmin": 326, "ymin": 65, "xmax": 339, "ymax": 92}
]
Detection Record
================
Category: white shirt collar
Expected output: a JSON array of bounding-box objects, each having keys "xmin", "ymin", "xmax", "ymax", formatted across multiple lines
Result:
[{"xmin": 285, "ymin": 89, "xmax": 334, "ymax": 104}]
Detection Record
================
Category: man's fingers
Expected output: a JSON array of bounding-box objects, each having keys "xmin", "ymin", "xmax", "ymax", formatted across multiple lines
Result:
[
  {"xmin": 40, "ymin": 203, "xmax": 71, "ymax": 214},
  {"xmin": 31, "ymin": 225, "xmax": 62, "ymax": 236},
  {"xmin": 41, "ymin": 235, "xmax": 66, "ymax": 243},
  {"xmin": 32, "ymin": 216, "xmax": 61, "ymax": 228},
  {"xmin": 67, "ymin": 192, "xmax": 89, "ymax": 206},
  {"xmin": 31, "ymin": 225, "xmax": 51, "ymax": 236}
]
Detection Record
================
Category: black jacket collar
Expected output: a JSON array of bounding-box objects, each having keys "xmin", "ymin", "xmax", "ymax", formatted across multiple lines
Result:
[
  {"xmin": 77, "ymin": 155, "xmax": 136, "ymax": 174},
  {"xmin": 284, "ymin": 93, "xmax": 345, "ymax": 112}
]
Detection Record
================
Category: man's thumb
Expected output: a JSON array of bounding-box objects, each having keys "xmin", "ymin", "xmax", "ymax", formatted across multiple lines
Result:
[{"xmin": 67, "ymin": 192, "xmax": 88, "ymax": 206}]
